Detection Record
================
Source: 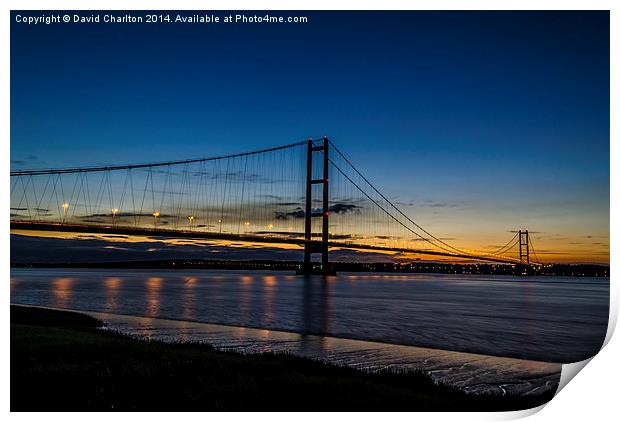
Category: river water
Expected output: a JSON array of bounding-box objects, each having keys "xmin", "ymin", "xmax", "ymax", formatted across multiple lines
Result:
[{"xmin": 10, "ymin": 268, "xmax": 608, "ymax": 363}]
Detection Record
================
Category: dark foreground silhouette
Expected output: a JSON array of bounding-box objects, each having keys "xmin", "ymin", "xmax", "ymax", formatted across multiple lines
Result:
[{"xmin": 11, "ymin": 306, "xmax": 556, "ymax": 411}]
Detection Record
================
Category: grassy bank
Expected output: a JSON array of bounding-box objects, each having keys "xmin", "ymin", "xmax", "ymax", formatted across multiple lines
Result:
[{"xmin": 11, "ymin": 305, "xmax": 555, "ymax": 411}]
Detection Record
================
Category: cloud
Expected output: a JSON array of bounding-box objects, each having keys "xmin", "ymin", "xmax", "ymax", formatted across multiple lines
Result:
[
  {"xmin": 103, "ymin": 245, "xmax": 129, "ymax": 251},
  {"xmin": 274, "ymin": 207, "xmax": 305, "ymax": 220},
  {"xmin": 273, "ymin": 202, "xmax": 362, "ymax": 220},
  {"xmin": 11, "ymin": 155, "xmax": 40, "ymax": 167},
  {"xmin": 329, "ymin": 203, "xmax": 361, "ymax": 214},
  {"xmin": 425, "ymin": 201, "xmax": 458, "ymax": 208},
  {"xmin": 79, "ymin": 212, "xmax": 175, "ymax": 219},
  {"xmin": 254, "ymin": 230, "xmax": 304, "ymax": 238},
  {"xmin": 262, "ymin": 194, "xmax": 284, "ymax": 200},
  {"xmin": 10, "ymin": 232, "xmax": 411, "ymax": 265},
  {"xmin": 10, "ymin": 233, "xmax": 302, "ymax": 263},
  {"xmin": 149, "ymin": 190, "xmax": 190, "ymax": 196},
  {"xmin": 410, "ymin": 236, "xmax": 452, "ymax": 247},
  {"xmin": 253, "ymin": 231, "xmax": 354, "ymax": 240},
  {"xmin": 186, "ymin": 170, "xmax": 276, "ymax": 184}
]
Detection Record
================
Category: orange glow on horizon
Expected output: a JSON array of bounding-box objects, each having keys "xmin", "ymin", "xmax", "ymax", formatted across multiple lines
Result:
[{"xmin": 9, "ymin": 228, "xmax": 610, "ymax": 265}]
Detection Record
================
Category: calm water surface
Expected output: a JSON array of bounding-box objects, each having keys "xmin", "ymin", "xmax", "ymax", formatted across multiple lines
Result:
[{"xmin": 10, "ymin": 269, "xmax": 609, "ymax": 363}]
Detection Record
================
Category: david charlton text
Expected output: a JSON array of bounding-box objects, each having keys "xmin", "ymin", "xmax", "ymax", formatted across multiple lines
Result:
[{"xmin": 14, "ymin": 13, "xmax": 310, "ymax": 25}]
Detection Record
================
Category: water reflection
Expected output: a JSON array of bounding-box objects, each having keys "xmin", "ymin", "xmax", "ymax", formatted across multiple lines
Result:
[
  {"xmin": 183, "ymin": 276, "xmax": 197, "ymax": 320},
  {"xmin": 51, "ymin": 277, "xmax": 73, "ymax": 308},
  {"xmin": 261, "ymin": 275, "xmax": 277, "ymax": 325},
  {"xmin": 145, "ymin": 277, "xmax": 162, "ymax": 318},
  {"xmin": 262, "ymin": 275, "xmax": 277, "ymax": 285},
  {"xmin": 104, "ymin": 277, "xmax": 122, "ymax": 312},
  {"xmin": 9, "ymin": 269, "xmax": 610, "ymax": 363},
  {"xmin": 259, "ymin": 328, "xmax": 271, "ymax": 341},
  {"xmin": 239, "ymin": 275, "xmax": 253, "ymax": 325},
  {"xmin": 302, "ymin": 277, "xmax": 330, "ymax": 335}
]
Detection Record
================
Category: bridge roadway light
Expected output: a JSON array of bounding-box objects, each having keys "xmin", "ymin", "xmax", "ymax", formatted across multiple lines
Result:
[
  {"xmin": 188, "ymin": 215, "xmax": 194, "ymax": 230},
  {"xmin": 111, "ymin": 208, "xmax": 119, "ymax": 226},
  {"xmin": 153, "ymin": 211, "xmax": 160, "ymax": 228},
  {"xmin": 61, "ymin": 202, "xmax": 69, "ymax": 224}
]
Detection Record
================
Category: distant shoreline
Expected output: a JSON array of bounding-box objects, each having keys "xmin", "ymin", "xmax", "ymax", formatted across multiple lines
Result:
[{"xmin": 11, "ymin": 259, "xmax": 610, "ymax": 277}]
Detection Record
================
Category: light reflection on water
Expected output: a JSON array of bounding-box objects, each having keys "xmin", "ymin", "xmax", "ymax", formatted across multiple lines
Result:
[
  {"xmin": 182, "ymin": 277, "xmax": 196, "ymax": 321},
  {"xmin": 145, "ymin": 277, "xmax": 162, "ymax": 318},
  {"xmin": 104, "ymin": 277, "xmax": 122, "ymax": 312},
  {"xmin": 51, "ymin": 277, "xmax": 73, "ymax": 308},
  {"xmin": 10, "ymin": 268, "xmax": 609, "ymax": 363}
]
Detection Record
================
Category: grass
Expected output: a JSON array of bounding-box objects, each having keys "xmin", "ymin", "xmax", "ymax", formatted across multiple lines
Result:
[{"xmin": 11, "ymin": 305, "xmax": 556, "ymax": 411}]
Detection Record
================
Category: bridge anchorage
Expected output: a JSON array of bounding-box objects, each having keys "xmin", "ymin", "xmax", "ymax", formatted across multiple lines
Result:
[{"xmin": 10, "ymin": 136, "xmax": 543, "ymax": 273}]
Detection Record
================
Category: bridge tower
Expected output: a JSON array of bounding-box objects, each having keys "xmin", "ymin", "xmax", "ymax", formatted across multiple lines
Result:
[
  {"xmin": 519, "ymin": 229, "xmax": 530, "ymax": 264},
  {"xmin": 302, "ymin": 137, "xmax": 331, "ymax": 275}
]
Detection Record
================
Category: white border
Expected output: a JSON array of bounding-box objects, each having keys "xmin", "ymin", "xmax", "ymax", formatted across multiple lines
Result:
[{"xmin": 3, "ymin": 1, "xmax": 617, "ymax": 420}]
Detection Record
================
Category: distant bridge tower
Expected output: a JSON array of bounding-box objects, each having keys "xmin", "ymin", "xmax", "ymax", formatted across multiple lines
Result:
[
  {"xmin": 519, "ymin": 229, "xmax": 530, "ymax": 264},
  {"xmin": 302, "ymin": 137, "xmax": 330, "ymax": 274}
]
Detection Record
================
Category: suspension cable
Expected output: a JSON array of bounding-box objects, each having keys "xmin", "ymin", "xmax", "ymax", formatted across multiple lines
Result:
[
  {"xmin": 328, "ymin": 158, "xmax": 472, "ymax": 257},
  {"xmin": 489, "ymin": 232, "xmax": 519, "ymax": 255},
  {"xmin": 328, "ymin": 139, "xmax": 509, "ymax": 258},
  {"xmin": 10, "ymin": 141, "xmax": 307, "ymax": 176},
  {"xmin": 529, "ymin": 236, "xmax": 542, "ymax": 264}
]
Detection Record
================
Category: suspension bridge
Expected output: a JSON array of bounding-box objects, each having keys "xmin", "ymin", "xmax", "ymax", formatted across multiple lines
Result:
[{"xmin": 10, "ymin": 137, "xmax": 541, "ymax": 274}]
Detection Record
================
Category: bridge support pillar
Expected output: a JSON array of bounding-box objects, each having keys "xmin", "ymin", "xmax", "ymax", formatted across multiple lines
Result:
[
  {"xmin": 300, "ymin": 137, "xmax": 332, "ymax": 275},
  {"xmin": 519, "ymin": 229, "xmax": 529, "ymax": 264}
]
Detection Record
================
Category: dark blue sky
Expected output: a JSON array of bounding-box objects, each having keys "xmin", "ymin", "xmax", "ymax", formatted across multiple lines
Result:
[{"xmin": 10, "ymin": 11, "xmax": 610, "ymax": 261}]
